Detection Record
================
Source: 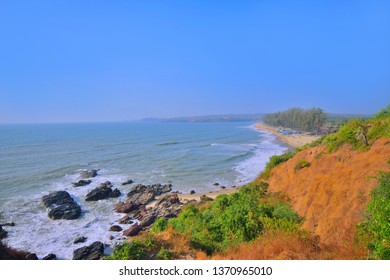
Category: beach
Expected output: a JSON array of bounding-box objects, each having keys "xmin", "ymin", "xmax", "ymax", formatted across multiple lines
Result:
[{"xmin": 255, "ymin": 122, "xmax": 321, "ymax": 149}]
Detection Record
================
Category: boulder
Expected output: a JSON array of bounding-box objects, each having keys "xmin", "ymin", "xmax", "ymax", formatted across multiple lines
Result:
[
  {"xmin": 80, "ymin": 169, "xmax": 98, "ymax": 179},
  {"xmin": 117, "ymin": 214, "xmax": 135, "ymax": 225},
  {"xmin": 0, "ymin": 226, "xmax": 8, "ymax": 239},
  {"xmin": 43, "ymin": 253, "xmax": 56, "ymax": 260},
  {"xmin": 115, "ymin": 201, "xmax": 138, "ymax": 213},
  {"xmin": 85, "ymin": 183, "xmax": 116, "ymax": 201},
  {"xmin": 190, "ymin": 190, "xmax": 196, "ymax": 194},
  {"xmin": 74, "ymin": 236, "xmax": 87, "ymax": 244},
  {"xmin": 123, "ymin": 224, "xmax": 141, "ymax": 237},
  {"xmin": 26, "ymin": 253, "xmax": 38, "ymax": 260},
  {"xmin": 72, "ymin": 180, "xmax": 92, "ymax": 187},
  {"xmin": 41, "ymin": 191, "xmax": 81, "ymax": 220},
  {"xmin": 121, "ymin": 179, "xmax": 133, "ymax": 186},
  {"xmin": 109, "ymin": 188, "xmax": 121, "ymax": 198},
  {"xmin": 109, "ymin": 225, "xmax": 123, "ymax": 232},
  {"xmin": 72, "ymin": 241, "xmax": 104, "ymax": 260}
]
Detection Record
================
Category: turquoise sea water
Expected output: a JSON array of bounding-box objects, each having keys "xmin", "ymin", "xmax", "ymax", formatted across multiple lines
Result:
[{"xmin": 0, "ymin": 122, "xmax": 286, "ymax": 259}]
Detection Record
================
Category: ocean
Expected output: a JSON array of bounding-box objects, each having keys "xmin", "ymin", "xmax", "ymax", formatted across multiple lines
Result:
[{"xmin": 0, "ymin": 121, "xmax": 286, "ymax": 259}]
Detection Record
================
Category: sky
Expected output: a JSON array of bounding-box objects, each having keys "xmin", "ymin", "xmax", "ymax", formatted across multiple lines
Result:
[{"xmin": 0, "ymin": 1, "xmax": 389, "ymax": 123}]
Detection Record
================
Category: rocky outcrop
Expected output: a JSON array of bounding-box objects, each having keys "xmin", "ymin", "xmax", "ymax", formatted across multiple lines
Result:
[
  {"xmin": 41, "ymin": 191, "xmax": 81, "ymax": 220},
  {"xmin": 115, "ymin": 184, "xmax": 172, "ymax": 214},
  {"xmin": 109, "ymin": 225, "xmax": 123, "ymax": 232},
  {"xmin": 74, "ymin": 236, "xmax": 87, "ymax": 244},
  {"xmin": 72, "ymin": 180, "xmax": 92, "ymax": 187},
  {"xmin": 26, "ymin": 253, "xmax": 38, "ymax": 260},
  {"xmin": 73, "ymin": 241, "xmax": 104, "ymax": 260},
  {"xmin": 85, "ymin": 181, "xmax": 121, "ymax": 201},
  {"xmin": 43, "ymin": 253, "xmax": 56, "ymax": 260},
  {"xmin": 121, "ymin": 179, "xmax": 133, "ymax": 186},
  {"xmin": 123, "ymin": 224, "xmax": 141, "ymax": 237},
  {"xmin": 80, "ymin": 169, "xmax": 99, "ymax": 179},
  {"xmin": 0, "ymin": 226, "xmax": 7, "ymax": 239}
]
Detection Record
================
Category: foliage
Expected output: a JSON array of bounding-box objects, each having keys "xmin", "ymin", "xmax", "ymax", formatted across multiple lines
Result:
[
  {"xmin": 105, "ymin": 240, "xmax": 147, "ymax": 260},
  {"xmin": 151, "ymin": 218, "xmax": 168, "ymax": 233},
  {"xmin": 167, "ymin": 183, "xmax": 301, "ymax": 255},
  {"xmin": 156, "ymin": 247, "xmax": 174, "ymax": 260},
  {"xmin": 358, "ymin": 172, "xmax": 390, "ymax": 260},
  {"xmin": 294, "ymin": 159, "xmax": 311, "ymax": 171},
  {"xmin": 374, "ymin": 104, "xmax": 390, "ymax": 120},
  {"xmin": 263, "ymin": 107, "xmax": 327, "ymax": 132},
  {"xmin": 261, "ymin": 151, "xmax": 295, "ymax": 179}
]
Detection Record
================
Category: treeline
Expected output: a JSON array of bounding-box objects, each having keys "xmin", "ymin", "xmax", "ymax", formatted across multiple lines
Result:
[{"xmin": 263, "ymin": 107, "xmax": 327, "ymax": 132}]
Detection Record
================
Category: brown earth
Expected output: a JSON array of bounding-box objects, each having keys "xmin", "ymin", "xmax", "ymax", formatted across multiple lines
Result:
[{"xmin": 256, "ymin": 137, "xmax": 390, "ymax": 252}]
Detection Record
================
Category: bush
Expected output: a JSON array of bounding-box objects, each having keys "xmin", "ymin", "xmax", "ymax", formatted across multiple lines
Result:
[
  {"xmin": 151, "ymin": 218, "xmax": 168, "ymax": 234},
  {"xmin": 105, "ymin": 241, "xmax": 146, "ymax": 260},
  {"xmin": 262, "ymin": 151, "xmax": 295, "ymax": 179},
  {"xmin": 156, "ymin": 247, "xmax": 174, "ymax": 260},
  {"xmin": 294, "ymin": 159, "xmax": 311, "ymax": 171},
  {"xmin": 358, "ymin": 172, "xmax": 390, "ymax": 259},
  {"xmin": 167, "ymin": 183, "xmax": 300, "ymax": 255}
]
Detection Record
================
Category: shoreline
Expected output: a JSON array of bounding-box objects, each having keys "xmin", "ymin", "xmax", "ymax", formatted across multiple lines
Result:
[
  {"xmin": 255, "ymin": 122, "xmax": 321, "ymax": 149},
  {"xmin": 175, "ymin": 121, "xmax": 321, "ymax": 202}
]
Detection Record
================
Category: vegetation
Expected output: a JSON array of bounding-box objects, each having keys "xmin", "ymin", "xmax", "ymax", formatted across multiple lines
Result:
[
  {"xmin": 294, "ymin": 159, "xmax": 311, "ymax": 171},
  {"xmin": 263, "ymin": 107, "xmax": 327, "ymax": 132},
  {"xmin": 167, "ymin": 183, "xmax": 300, "ymax": 255},
  {"xmin": 373, "ymin": 105, "xmax": 390, "ymax": 120},
  {"xmin": 261, "ymin": 151, "xmax": 295, "ymax": 179},
  {"xmin": 358, "ymin": 172, "xmax": 390, "ymax": 260}
]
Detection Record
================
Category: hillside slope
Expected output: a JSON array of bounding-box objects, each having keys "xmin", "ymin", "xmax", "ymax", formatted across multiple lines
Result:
[{"xmin": 261, "ymin": 138, "xmax": 390, "ymax": 250}]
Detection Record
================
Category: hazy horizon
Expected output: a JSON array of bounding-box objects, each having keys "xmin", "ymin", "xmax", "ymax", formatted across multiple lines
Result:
[{"xmin": 1, "ymin": 1, "xmax": 389, "ymax": 123}]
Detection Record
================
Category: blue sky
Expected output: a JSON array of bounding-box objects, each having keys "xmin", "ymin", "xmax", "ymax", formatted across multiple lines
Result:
[{"xmin": 0, "ymin": 1, "xmax": 389, "ymax": 123}]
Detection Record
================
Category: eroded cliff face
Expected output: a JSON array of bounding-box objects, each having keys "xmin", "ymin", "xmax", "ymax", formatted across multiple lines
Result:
[{"xmin": 263, "ymin": 138, "xmax": 390, "ymax": 249}]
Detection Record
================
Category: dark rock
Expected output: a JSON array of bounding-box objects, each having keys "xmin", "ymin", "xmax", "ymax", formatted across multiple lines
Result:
[
  {"xmin": 190, "ymin": 190, "xmax": 196, "ymax": 194},
  {"xmin": 231, "ymin": 185, "xmax": 237, "ymax": 188},
  {"xmin": 121, "ymin": 179, "xmax": 133, "ymax": 186},
  {"xmin": 41, "ymin": 191, "xmax": 81, "ymax": 220},
  {"xmin": 109, "ymin": 236, "xmax": 114, "ymax": 240},
  {"xmin": 123, "ymin": 224, "xmax": 141, "ymax": 237},
  {"xmin": 0, "ymin": 222, "xmax": 15, "ymax": 227},
  {"xmin": 109, "ymin": 188, "xmax": 121, "ymax": 198},
  {"xmin": 73, "ymin": 241, "xmax": 104, "ymax": 260},
  {"xmin": 74, "ymin": 236, "xmax": 87, "ymax": 244},
  {"xmin": 26, "ymin": 253, "xmax": 38, "ymax": 260},
  {"xmin": 43, "ymin": 253, "xmax": 56, "ymax": 260},
  {"xmin": 109, "ymin": 225, "xmax": 123, "ymax": 232},
  {"xmin": 100, "ymin": 181, "xmax": 113, "ymax": 188},
  {"xmin": 220, "ymin": 186, "xmax": 226, "ymax": 189},
  {"xmin": 0, "ymin": 226, "xmax": 8, "ymax": 239},
  {"xmin": 115, "ymin": 201, "xmax": 138, "ymax": 213},
  {"xmin": 85, "ymin": 185, "xmax": 113, "ymax": 201},
  {"xmin": 80, "ymin": 169, "xmax": 99, "ymax": 179},
  {"xmin": 72, "ymin": 180, "xmax": 92, "ymax": 187},
  {"xmin": 213, "ymin": 183, "xmax": 219, "ymax": 186},
  {"xmin": 139, "ymin": 212, "xmax": 157, "ymax": 227},
  {"xmin": 117, "ymin": 214, "xmax": 135, "ymax": 225},
  {"xmin": 200, "ymin": 195, "xmax": 214, "ymax": 202}
]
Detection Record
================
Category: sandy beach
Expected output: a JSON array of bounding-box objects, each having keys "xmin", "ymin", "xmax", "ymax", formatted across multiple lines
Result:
[
  {"xmin": 174, "ymin": 122, "xmax": 322, "ymax": 202},
  {"xmin": 255, "ymin": 122, "xmax": 321, "ymax": 149}
]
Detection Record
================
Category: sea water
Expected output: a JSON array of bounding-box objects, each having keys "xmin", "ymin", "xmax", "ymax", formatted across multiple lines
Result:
[{"xmin": 0, "ymin": 121, "xmax": 286, "ymax": 259}]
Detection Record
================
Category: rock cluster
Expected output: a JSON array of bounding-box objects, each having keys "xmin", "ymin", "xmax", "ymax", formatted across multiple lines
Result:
[
  {"xmin": 72, "ymin": 241, "xmax": 104, "ymax": 260},
  {"xmin": 85, "ymin": 181, "xmax": 121, "ymax": 201},
  {"xmin": 41, "ymin": 191, "xmax": 81, "ymax": 220}
]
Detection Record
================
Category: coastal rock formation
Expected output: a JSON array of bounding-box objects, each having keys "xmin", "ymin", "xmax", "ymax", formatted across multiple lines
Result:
[
  {"xmin": 74, "ymin": 236, "xmax": 87, "ymax": 244},
  {"xmin": 85, "ymin": 181, "xmax": 121, "ymax": 201},
  {"xmin": 26, "ymin": 253, "xmax": 38, "ymax": 260},
  {"xmin": 73, "ymin": 241, "xmax": 104, "ymax": 260},
  {"xmin": 115, "ymin": 183, "xmax": 172, "ymax": 213},
  {"xmin": 0, "ymin": 226, "xmax": 7, "ymax": 239},
  {"xmin": 121, "ymin": 179, "xmax": 133, "ymax": 186},
  {"xmin": 80, "ymin": 169, "xmax": 98, "ymax": 179},
  {"xmin": 123, "ymin": 224, "xmax": 141, "ymax": 237},
  {"xmin": 43, "ymin": 253, "xmax": 56, "ymax": 260},
  {"xmin": 72, "ymin": 180, "xmax": 92, "ymax": 187},
  {"xmin": 109, "ymin": 225, "xmax": 123, "ymax": 232},
  {"xmin": 41, "ymin": 191, "xmax": 81, "ymax": 220}
]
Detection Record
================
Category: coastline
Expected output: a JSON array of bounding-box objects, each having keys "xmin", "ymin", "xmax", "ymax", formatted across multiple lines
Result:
[
  {"xmin": 255, "ymin": 122, "xmax": 321, "ymax": 149},
  {"xmin": 176, "ymin": 121, "xmax": 321, "ymax": 202}
]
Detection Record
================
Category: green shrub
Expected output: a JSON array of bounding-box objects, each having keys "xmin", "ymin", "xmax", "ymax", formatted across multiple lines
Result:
[
  {"xmin": 156, "ymin": 247, "xmax": 174, "ymax": 260},
  {"xmin": 374, "ymin": 105, "xmax": 390, "ymax": 120},
  {"xmin": 151, "ymin": 218, "xmax": 168, "ymax": 233},
  {"xmin": 105, "ymin": 241, "xmax": 146, "ymax": 260},
  {"xmin": 168, "ymin": 183, "xmax": 300, "ymax": 255},
  {"xmin": 358, "ymin": 172, "xmax": 390, "ymax": 260},
  {"xmin": 294, "ymin": 159, "xmax": 311, "ymax": 171},
  {"xmin": 262, "ymin": 151, "xmax": 295, "ymax": 179}
]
